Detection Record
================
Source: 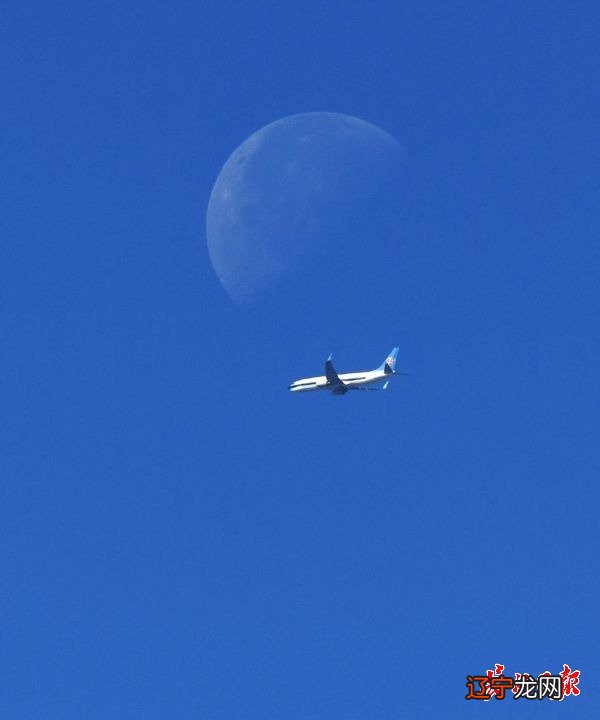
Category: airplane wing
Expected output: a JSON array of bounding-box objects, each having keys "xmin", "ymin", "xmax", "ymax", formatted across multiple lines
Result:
[{"xmin": 325, "ymin": 355, "xmax": 347, "ymax": 394}]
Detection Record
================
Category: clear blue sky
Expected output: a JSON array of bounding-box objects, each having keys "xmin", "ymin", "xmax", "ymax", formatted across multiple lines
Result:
[{"xmin": 2, "ymin": 2, "xmax": 598, "ymax": 717}]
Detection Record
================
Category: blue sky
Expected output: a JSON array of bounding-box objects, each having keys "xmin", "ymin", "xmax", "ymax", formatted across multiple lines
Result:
[{"xmin": 2, "ymin": 2, "xmax": 599, "ymax": 717}]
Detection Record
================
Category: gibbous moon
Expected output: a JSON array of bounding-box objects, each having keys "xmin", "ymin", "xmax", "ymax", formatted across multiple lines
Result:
[{"xmin": 206, "ymin": 112, "xmax": 400, "ymax": 304}]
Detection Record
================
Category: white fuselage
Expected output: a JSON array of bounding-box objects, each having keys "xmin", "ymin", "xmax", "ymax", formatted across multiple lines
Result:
[{"xmin": 289, "ymin": 369, "xmax": 389, "ymax": 392}]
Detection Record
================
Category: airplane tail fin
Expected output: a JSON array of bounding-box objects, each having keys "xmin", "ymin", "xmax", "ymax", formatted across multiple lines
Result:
[{"xmin": 377, "ymin": 347, "xmax": 399, "ymax": 375}]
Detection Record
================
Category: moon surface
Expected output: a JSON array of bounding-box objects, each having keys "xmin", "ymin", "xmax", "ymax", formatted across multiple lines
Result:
[{"xmin": 207, "ymin": 112, "xmax": 400, "ymax": 303}]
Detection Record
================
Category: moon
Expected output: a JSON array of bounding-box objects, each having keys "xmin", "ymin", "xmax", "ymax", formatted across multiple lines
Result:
[{"xmin": 206, "ymin": 112, "xmax": 400, "ymax": 304}]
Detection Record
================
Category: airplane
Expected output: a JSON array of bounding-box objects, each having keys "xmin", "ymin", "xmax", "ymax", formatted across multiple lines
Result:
[{"xmin": 289, "ymin": 347, "xmax": 404, "ymax": 395}]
